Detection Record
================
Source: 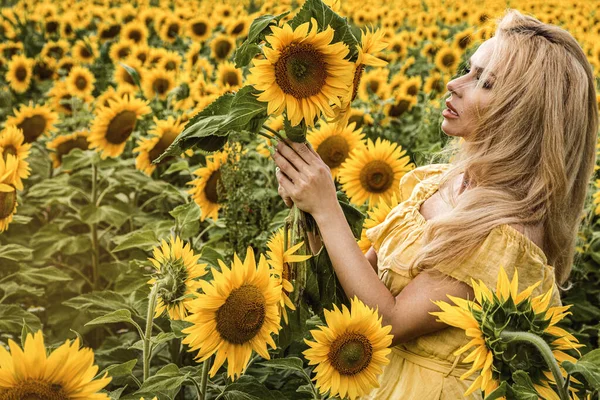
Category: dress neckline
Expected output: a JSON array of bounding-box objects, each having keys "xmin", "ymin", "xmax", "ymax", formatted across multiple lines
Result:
[{"xmin": 413, "ymin": 176, "xmax": 549, "ymax": 264}]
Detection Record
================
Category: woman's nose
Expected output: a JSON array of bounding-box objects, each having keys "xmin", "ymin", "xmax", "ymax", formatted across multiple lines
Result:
[{"xmin": 446, "ymin": 78, "xmax": 461, "ymax": 98}]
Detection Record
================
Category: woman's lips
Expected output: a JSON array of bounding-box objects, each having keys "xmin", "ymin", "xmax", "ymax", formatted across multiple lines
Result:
[{"xmin": 442, "ymin": 108, "xmax": 459, "ymax": 118}]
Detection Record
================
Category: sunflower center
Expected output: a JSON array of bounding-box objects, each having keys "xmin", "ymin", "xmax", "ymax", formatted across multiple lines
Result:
[
  {"xmin": 317, "ymin": 135, "xmax": 349, "ymax": 169},
  {"xmin": 34, "ymin": 61, "xmax": 54, "ymax": 81},
  {"xmin": 105, "ymin": 110, "xmax": 137, "ymax": 144},
  {"xmin": 359, "ymin": 160, "xmax": 394, "ymax": 193},
  {"xmin": 406, "ymin": 84, "xmax": 418, "ymax": 96},
  {"xmin": 129, "ymin": 30, "xmax": 142, "ymax": 42},
  {"xmin": 75, "ymin": 76, "xmax": 88, "ymax": 90},
  {"xmin": 56, "ymin": 136, "xmax": 89, "ymax": 162},
  {"xmin": 1, "ymin": 379, "xmax": 69, "ymax": 400},
  {"xmin": 152, "ymin": 78, "xmax": 170, "ymax": 96},
  {"xmin": 192, "ymin": 22, "xmax": 207, "ymax": 36},
  {"xmin": 80, "ymin": 47, "xmax": 92, "ymax": 58},
  {"xmin": 352, "ymin": 64, "xmax": 365, "ymax": 101},
  {"xmin": 348, "ymin": 114, "xmax": 365, "ymax": 129},
  {"xmin": 441, "ymin": 53, "xmax": 456, "ymax": 67},
  {"xmin": 46, "ymin": 21, "xmax": 58, "ymax": 34},
  {"xmin": 328, "ymin": 332, "xmax": 373, "ymax": 376},
  {"xmin": 18, "ymin": 115, "xmax": 47, "ymax": 143},
  {"xmin": 48, "ymin": 46, "xmax": 64, "ymax": 59},
  {"xmin": 15, "ymin": 66, "xmax": 28, "ymax": 82},
  {"xmin": 274, "ymin": 43, "xmax": 327, "ymax": 99},
  {"xmin": 222, "ymin": 71, "xmax": 240, "ymax": 87},
  {"xmin": 117, "ymin": 47, "xmax": 130, "ymax": 59},
  {"xmin": 0, "ymin": 185, "xmax": 17, "ymax": 219},
  {"xmin": 165, "ymin": 61, "xmax": 177, "ymax": 71},
  {"xmin": 149, "ymin": 129, "xmax": 179, "ymax": 163},
  {"xmin": 231, "ymin": 22, "xmax": 245, "ymax": 35},
  {"xmin": 214, "ymin": 40, "xmax": 232, "ymax": 60},
  {"xmin": 204, "ymin": 169, "xmax": 222, "ymax": 204},
  {"xmin": 388, "ymin": 99, "xmax": 411, "ymax": 117},
  {"xmin": 167, "ymin": 23, "xmax": 179, "ymax": 38},
  {"xmin": 156, "ymin": 258, "xmax": 188, "ymax": 305},
  {"xmin": 216, "ymin": 284, "xmax": 266, "ymax": 344},
  {"xmin": 2, "ymin": 145, "xmax": 18, "ymax": 160},
  {"xmin": 367, "ymin": 79, "xmax": 380, "ymax": 95},
  {"xmin": 100, "ymin": 24, "xmax": 120, "ymax": 39}
]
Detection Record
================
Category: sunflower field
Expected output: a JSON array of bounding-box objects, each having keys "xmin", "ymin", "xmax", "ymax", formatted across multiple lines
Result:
[{"xmin": 1, "ymin": 0, "xmax": 600, "ymax": 398}]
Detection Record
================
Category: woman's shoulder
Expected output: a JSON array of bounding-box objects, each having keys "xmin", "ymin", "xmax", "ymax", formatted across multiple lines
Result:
[{"xmin": 399, "ymin": 163, "xmax": 453, "ymax": 202}]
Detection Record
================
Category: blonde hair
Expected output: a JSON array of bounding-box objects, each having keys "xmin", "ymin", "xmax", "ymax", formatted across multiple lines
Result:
[{"xmin": 411, "ymin": 9, "xmax": 598, "ymax": 287}]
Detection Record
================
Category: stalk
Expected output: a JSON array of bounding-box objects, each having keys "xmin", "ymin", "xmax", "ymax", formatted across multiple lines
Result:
[
  {"xmin": 143, "ymin": 284, "xmax": 158, "ymax": 381},
  {"xmin": 91, "ymin": 163, "xmax": 99, "ymax": 289},
  {"xmin": 199, "ymin": 356, "xmax": 212, "ymax": 400},
  {"xmin": 500, "ymin": 330, "xmax": 569, "ymax": 400}
]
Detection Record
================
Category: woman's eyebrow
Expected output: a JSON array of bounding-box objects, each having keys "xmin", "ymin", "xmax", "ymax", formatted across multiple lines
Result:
[{"xmin": 468, "ymin": 57, "xmax": 496, "ymax": 77}]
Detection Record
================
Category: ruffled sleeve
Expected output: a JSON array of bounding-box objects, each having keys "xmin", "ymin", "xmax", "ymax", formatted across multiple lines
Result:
[
  {"xmin": 365, "ymin": 163, "xmax": 452, "ymax": 252},
  {"xmin": 432, "ymin": 224, "xmax": 561, "ymax": 306}
]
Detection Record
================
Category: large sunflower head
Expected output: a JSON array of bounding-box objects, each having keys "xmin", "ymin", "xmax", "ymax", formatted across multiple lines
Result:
[
  {"xmin": 6, "ymin": 102, "xmax": 59, "ymax": 143},
  {"xmin": 357, "ymin": 192, "xmax": 400, "ymax": 253},
  {"xmin": 338, "ymin": 138, "xmax": 415, "ymax": 207},
  {"xmin": 133, "ymin": 115, "xmax": 184, "ymax": 175},
  {"xmin": 46, "ymin": 130, "xmax": 90, "ymax": 169},
  {"xmin": 88, "ymin": 95, "xmax": 152, "ymax": 159},
  {"xmin": 0, "ymin": 153, "xmax": 19, "ymax": 232},
  {"xmin": 0, "ymin": 330, "xmax": 111, "ymax": 399},
  {"xmin": 142, "ymin": 68, "xmax": 176, "ymax": 100},
  {"xmin": 148, "ymin": 235, "xmax": 207, "ymax": 321},
  {"xmin": 307, "ymin": 121, "xmax": 365, "ymax": 179},
  {"xmin": 65, "ymin": 65, "xmax": 96, "ymax": 98},
  {"xmin": 248, "ymin": 18, "xmax": 355, "ymax": 127},
  {"xmin": 187, "ymin": 147, "xmax": 232, "ymax": 221},
  {"xmin": 303, "ymin": 296, "xmax": 393, "ymax": 400},
  {"xmin": 430, "ymin": 267, "xmax": 583, "ymax": 399},
  {"xmin": 182, "ymin": 247, "xmax": 282, "ymax": 380},
  {"xmin": 265, "ymin": 228, "xmax": 312, "ymax": 324},
  {"xmin": 0, "ymin": 125, "xmax": 31, "ymax": 190},
  {"xmin": 6, "ymin": 54, "xmax": 34, "ymax": 94}
]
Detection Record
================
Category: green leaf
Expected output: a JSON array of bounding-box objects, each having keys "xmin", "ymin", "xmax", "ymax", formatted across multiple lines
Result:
[
  {"xmin": 122, "ymin": 363, "xmax": 185, "ymax": 400},
  {"xmin": 258, "ymin": 357, "xmax": 305, "ymax": 373},
  {"xmin": 85, "ymin": 309, "xmax": 136, "ymax": 327},
  {"xmin": 220, "ymin": 86, "xmax": 269, "ymax": 134},
  {"xmin": 234, "ymin": 11, "xmax": 290, "ymax": 68},
  {"xmin": 0, "ymin": 282, "xmax": 44, "ymax": 299},
  {"xmin": 0, "ymin": 243, "xmax": 33, "ymax": 262},
  {"xmin": 112, "ymin": 230, "xmax": 158, "ymax": 252},
  {"xmin": 563, "ymin": 349, "xmax": 600, "ymax": 391},
  {"xmin": 98, "ymin": 359, "xmax": 138, "ymax": 379},
  {"xmin": 221, "ymin": 375, "xmax": 282, "ymax": 400},
  {"xmin": 337, "ymin": 191, "xmax": 365, "ymax": 240},
  {"xmin": 0, "ymin": 305, "xmax": 42, "ymax": 334},
  {"xmin": 108, "ymin": 387, "xmax": 127, "ymax": 400},
  {"xmin": 17, "ymin": 266, "xmax": 71, "ymax": 285},
  {"xmin": 170, "ymin": 319, "xmax": 193, "ymax": 338},
  {"xmin": 169, "ymin": 202, "xmax": 201, "ymax": 237},
  {"xmin": 163, "ymin": 160, "xmax": 189, "ymax": 175},
  {"xmin": 290, "ymin": 0, "xmax": 359, "ymax": 60},
  {"xmin": 484, "ymin": 381, "xmax": 508, "ymax": 400},
  {"xmin": 119, "ymin": 62, "xmax": 142, "ymax": 91},
  {"xmin": 510, "ymin": 371, "xmax": 539, "ymax": 400},
  {"xmin": 61, "ymin": 148, "xmax": 94, "ymax": 170},
  {"xmin": 154, "ymin": 93, "xmax": 234, "ymax": 163},
  {"xmin": 63, "ymin": 291, "xmax": 136, "ymax": 317},
  {"xmin": 283, "ymin": 115, "xmax": 307, "ymax": 142}
]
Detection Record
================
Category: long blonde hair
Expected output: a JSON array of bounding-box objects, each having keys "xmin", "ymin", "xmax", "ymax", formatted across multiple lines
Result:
[{"xmin": 410, "ymin": 9, "xmax": 598, "ymax": 287}]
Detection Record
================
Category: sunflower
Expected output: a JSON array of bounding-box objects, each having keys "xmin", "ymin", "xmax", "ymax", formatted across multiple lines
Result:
[
  {"xmin": 56, "ymin": 57, "xmax": 76, "ymax": 76},
  {"xmin": 187, "ymin": 16, "xmax": 212, "ymax": 41},
  {"xmin": 210, "ymin": 34, "xmax": 236, "ymax": 62},
  {"xmin": 434, "ymin": 46, "xmax": 462, "ymax": 74},
  {"xmin": 98, "ymin": 21, "xmax": 121, "ymax": 42},
  {"xmin": 114, "ymin": 58, "xmax": 143, "ymax": 90},
  {"xmin": 121, "ymin": 20, "xmax": 148, "ymax": 44},
  {"xmin": 40, "ymin": 39, "xmax": 69, "ymax": 61},
  {"xmin": 46, "ymin": 130, "xmax": 89, "ymax": 168},
  {"xmin": 265, "ymin": 228, "xmax": 312, "ymax": 324},
  {"xmin": 182, "ymin": 247, "xmax": 282, "ymax": 379},
  {"xmin": 147, "ymin": 47, "xmax": 169, "ymax": 68},
  {"xmin": 109, "ymin": 40, "xmax": 134, "ymax": 62},
  {"xmin": 6, "ymin": 102, "xmax": 59, "ymax": 143},
  {"xmin": 227, "ymin": 16, "xmax": 250, "ymax": 38},
  {"xmin": 148, "ymin": 236, "xmax": 207, "ymax": 321},
  {"xmin": 6, "ymin": 55, "xmax": 34, "ymax": 93},
  {"xmin": 216, "ymin": 61, "xmax": 243, "ymax": 91},
  {"xmin": 307, "ymin": 121, "xmax": 365, "ymax": 179},
  {"xmin": 143, "ymin": 68, "xmax": 176, "ymax": 100},
  {"xmin": 0, "ymin": 154, "xmax": 18, "ymax": 232},
  {"xmin": 357, "ymin": 192, "xmax": 400, "ymax": 253},
  {"xmin": 423, "ymin": 71, "xmax": 447, "ymax": 96},
  {"xmin": 65, "ymin": 65, "xmax": 96, "ymax": 98},
  {"xmin": 187, "ymin": 148, "xmax": 229, "ymax": 221},
  {"xmin": 32, "ymin": 58, "xmax": 56, "ymax": 82},
  {"xmin": 134, "ymin": 116, "xmax": 184, "ymax": 175},
  {"xmin": 303, "ymin": 296, "xmax": 393, "ymax": 400},
  {"xmin": 338, "ymin": 138, "xmax": 414, "ymax": 207},
  {"xmin": 357, "ymin": 68, "xmax": 389, "ymax": 102},
  {"xmin": 385, "ymin": 34, "xmax": 408, "ymax": 63},
  {"xmin": 158, "ymin": 50, "xmax": 183, "ymax": 72},
  {"xmin": 0, "ymin": 330, "xmax": 111, "ymax": 399},
  {"xmin": 399, "ymin": 76, "xmax": 422, "ymax": 97},
  {"xmin": 88, "ymin": 95, "xmax": 152, "ymax": 159},
  {"xmin": 131, "ymin": 43, "xmax": 152, "ymax": 66},
  {"xmin": 382, "ymin": 92, "xmax": 418, "ymax": 123},
  {"xmin": 347, "ymin": 108, "xmax": 374, "ymax": 129},
  {"xmin": 158, "ymin": 16, "xmax": 183, "ymax": 43},
  {"xmin": 430, "ymin": 267, "xmax": 583, "ymax": 399},
  {"xmin": 454, "ymin": 27, "xmax": 476, "ymax": 51},
  {"xmin": 248, "ymin": 19, "xmax": 354, "ymax": 127},
  {"xmin": 0, "ymin": 125, "xmax": 31, "ymax": 190},
  {"xmin": 190, "ymin": 75, "xmax": 220, "ymax": 103}
]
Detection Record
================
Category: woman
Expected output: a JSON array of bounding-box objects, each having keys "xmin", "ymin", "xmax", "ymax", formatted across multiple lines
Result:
[{"xmin": 272, "ymin": 9, "xmax": 597, "ymax": 399}]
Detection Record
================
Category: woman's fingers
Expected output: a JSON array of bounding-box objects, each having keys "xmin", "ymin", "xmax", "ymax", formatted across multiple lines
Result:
[
  {"xmin": 276, "ymin": 167, "xmax": 295, "ymax": 201},
  {"xmin": 276, "ymin": 141, "xmax": 315, "ymax": 167},
  {"xmin": 272, "ymin": 150, "xmax": 301, "ymax": 183}
]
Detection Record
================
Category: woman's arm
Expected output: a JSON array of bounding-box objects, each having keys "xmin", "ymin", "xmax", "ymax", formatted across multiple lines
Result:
[{"xmin": 272, "ymin": 140, "xmax": 474, "ymax": 346}]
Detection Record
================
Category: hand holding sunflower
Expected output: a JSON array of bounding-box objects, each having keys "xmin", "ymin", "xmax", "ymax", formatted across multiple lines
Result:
[{"xmin": 272, "ymin": 140, "xmax": 339, "ymax": 220}]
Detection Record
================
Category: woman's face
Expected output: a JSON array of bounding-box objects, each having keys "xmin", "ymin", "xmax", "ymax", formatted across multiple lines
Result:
[{"xmin": 441, "ymin": 38, "xmax": 497, "ymax": 140}]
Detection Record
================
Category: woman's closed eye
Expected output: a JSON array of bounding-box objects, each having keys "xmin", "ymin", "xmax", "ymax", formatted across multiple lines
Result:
[{"xmin": 463, "ymin": 66, "xmax": 493, "ymax": 89}]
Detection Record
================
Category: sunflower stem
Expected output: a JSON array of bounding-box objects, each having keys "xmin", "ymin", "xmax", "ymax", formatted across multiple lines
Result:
[
  {"xmin": 257, "ymin": 130, "xmax": 276, "ymax": 141},
  {"xmin": 143, "ymin": 284, "xmax": 158, "ymax": 381},
  {"xmin": 199, "ymin": 356, "xmax": 211, "ymax": 400},
  {"xmin": 262, "ymin": 125, "xmax": 303, "ymax": 158},
  {"xmin": 91, "ymin": 163, "xmax": 100, "ymax": 290},
  {"xmin": 500, "ymin": 330, "xmax": 570, "ymax": 400}
]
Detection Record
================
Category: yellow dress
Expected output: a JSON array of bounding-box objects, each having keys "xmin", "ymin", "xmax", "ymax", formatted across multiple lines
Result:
[{"xmin": 361, "ymin": 163, "xmax": 562, "ymax": 400}]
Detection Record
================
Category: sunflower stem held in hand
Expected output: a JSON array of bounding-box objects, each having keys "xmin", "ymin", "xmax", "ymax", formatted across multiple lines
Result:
[
  {"xmin": 500, "ymin": 330, "xmax": 570, "ymax": 400},
  {"xmin": 143, "ymin": 283, "xmax": 158, "ymax": 381}
]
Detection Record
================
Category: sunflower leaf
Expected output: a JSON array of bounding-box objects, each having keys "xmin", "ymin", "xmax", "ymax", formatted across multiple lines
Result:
[
  {"xmin": 220, "ymin": 86, "xmax": 269, "ymax": 134},
  {"xmin": 234, "ymin": 11, "xmax": 290, "ymax": 68},
  {"xmin": 258, "ymin": 357, "xmax": 305, "ymax": 373},
  {"xmin": 289, "ymin": 0, "xmax": 359, "ymax": 60},
  {"xmin": 0, "ymin": 305, "xmax": 42, "ymax": 334},
  {"xmin": 97, "ymin": 359, "xmax": 138, "ymax": 379},
  {"xmin": 85, "ymin": 309, "xmax": 136, "ymax": 327},
  {"xmin": 562, "ymin": 350, "xmax": 600, "ymax": 391}
]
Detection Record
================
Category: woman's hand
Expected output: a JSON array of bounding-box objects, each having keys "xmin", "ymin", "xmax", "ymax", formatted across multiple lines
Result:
[{"xmin": 272, "ymin": 140, "xmax": 339, "ymax": 220}]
